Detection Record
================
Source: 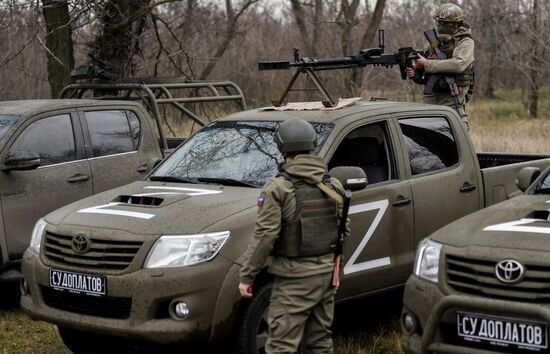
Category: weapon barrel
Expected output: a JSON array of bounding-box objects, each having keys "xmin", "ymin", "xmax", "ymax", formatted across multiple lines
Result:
[{"xmin": 258, "ymin": 61, "xmax": 291, "ymax": 71}]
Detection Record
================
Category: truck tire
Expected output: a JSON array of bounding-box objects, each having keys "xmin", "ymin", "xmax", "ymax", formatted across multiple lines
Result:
[
  {"xmin": 57, "ymin": 327, "xmax": 132, "ymax": 354},
  {"xmin": 234, "ymin": 280, "xmax": 273, "ymax": 354}
]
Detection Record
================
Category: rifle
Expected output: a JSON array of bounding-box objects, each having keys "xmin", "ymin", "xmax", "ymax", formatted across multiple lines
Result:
[
  {"xmin": 332, "ymin": 189, "xmax": 352, "ymax": 288},
  {"xmin": 258, "ymin": 30, "xmax": 419, "ymax": 107},
  {"xmin": 423, "ymin": 28, "xmax": 466, "ymax": 117}
]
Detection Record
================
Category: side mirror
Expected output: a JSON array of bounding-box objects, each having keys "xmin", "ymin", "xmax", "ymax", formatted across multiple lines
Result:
[
  {"xmin": 1, "ymin": 151, "xmax": 41, "ymax": 171},
  {"xmin": 329, "ymin": 166, "xmax": 368, "ymax": 191},
  {"xmin": 515, "ymin": 166, "xmax": 540, "ymax": 192}
]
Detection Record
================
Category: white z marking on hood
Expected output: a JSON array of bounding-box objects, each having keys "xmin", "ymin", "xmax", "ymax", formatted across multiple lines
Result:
[
  {"xmin": 78, "ymin": 203, "xmax": 155, "ymax": 220},
  {"xmin": 145, "ymin": 186, "xmax": 222, "ymax": 196},
  {"xmin": 484, "ymin": 218, "xmax": 550, "ymax": 235}
]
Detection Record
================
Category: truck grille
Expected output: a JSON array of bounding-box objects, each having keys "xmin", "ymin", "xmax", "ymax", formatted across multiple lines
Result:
[
  {"xmin": 44, "ymin": 232, "xmax": 142, "ymax": 271},
  {"xmin": 446, "ymin": 254, "xmax": 550, "ymax": 303},
  {"xmin": 41, "ymin": 286, "xmax": 131, "ymax": 319}
]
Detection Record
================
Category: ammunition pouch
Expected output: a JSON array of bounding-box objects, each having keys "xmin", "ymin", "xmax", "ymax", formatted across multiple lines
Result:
[{"xmin": 272, "ymin": 174, "xmax": 339, "ymax": 258}]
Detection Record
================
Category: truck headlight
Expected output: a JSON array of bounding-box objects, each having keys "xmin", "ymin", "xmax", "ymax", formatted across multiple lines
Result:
[
  {"xmin": 413, "ymin": 238, "xmax": 442, "ymax": 283},
  {"xmin": 29, "ymin": 218, "xmax": 47, "ymax": 254},
  {"xmin": 144, "ymin": 231, "xmax": 230, "ymax": 268}
]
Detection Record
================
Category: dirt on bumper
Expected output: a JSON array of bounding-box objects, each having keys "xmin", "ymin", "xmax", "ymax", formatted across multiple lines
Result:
[
  {"xmin": 20, "ymin": 249, "xmax": 234, "ymax": 344},
  {"xmin": 401, "ymin": 276, "xmax": 550, "ymax": 354}
]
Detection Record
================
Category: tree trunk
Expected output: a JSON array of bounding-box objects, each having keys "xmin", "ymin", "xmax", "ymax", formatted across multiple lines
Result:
[
  {"xmin": 42, "ymin": 0, "xmax": 74, "ymax": 98},
  {"xmin": 95, "ymin": 0, "xmax": 152, "ymax": 78},
  {"xmin": 527, "ymin": 0, "xmax": 539, "ymax": 117}
]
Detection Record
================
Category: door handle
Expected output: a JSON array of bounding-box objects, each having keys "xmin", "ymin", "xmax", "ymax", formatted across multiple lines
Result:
[
  {"xmin": 67, "ymin": 174, "xmax": 90, "ymax": 183},
  {"xmin": 460, "ymin": 182, "xmax": 476, "ymax": 193},
  {"xmin": 137, "ymin": 164, "xmax": 148, "ymax": 173},
  {"xmin": 392, "ymin": 196, "xmax": 412, "ymax": 207}
]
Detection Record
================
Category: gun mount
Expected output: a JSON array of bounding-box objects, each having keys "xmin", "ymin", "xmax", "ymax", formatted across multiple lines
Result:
[{"xmin": 258, "ymin": 30, "xmax": 419, "ymax": 107}]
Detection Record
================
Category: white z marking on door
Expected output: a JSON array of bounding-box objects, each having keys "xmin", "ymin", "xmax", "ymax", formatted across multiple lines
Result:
[
  {"xmin": 484, "ymin": 218, "xmax": 550, "ymax": 235},
  {"xmin": 78, "ymin": 203, "xmax": 155, "ymax": 220},
  {"xmin": 343, "ymin": 199, "xmax": 390, "ymax": 275}
]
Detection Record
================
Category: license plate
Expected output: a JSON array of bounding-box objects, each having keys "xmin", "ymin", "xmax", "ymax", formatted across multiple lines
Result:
[
  {"xmin": 49, "ymin": 269, "xmax": 106, "ymax": 296},
  {"xmin": 457, "ymin": 311, "xmax": 548, "ymax": 351}
]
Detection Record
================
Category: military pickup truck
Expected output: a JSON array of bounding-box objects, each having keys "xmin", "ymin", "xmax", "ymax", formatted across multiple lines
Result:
[
  {"xmin": 0, "ymin": 79, "xmax": 245, "ymax": 283},
  {"xmin": 401, "ymin": 165, "xmax": 550, "ymax": 354},
  {"xmin": 20, "ymin": 98, "xmax": 550, "ymax": 353}
]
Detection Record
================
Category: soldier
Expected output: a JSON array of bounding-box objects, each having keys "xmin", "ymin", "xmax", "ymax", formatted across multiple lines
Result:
[
  {"xmin": 238, "ymin": 118, "xmax": 348, "ymax": 354},
  {"xmin": 406, "ymin": 3, "xmax": 474, "ymax": 126}
]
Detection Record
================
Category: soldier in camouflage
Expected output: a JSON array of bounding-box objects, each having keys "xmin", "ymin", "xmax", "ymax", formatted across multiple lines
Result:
[
  {"xmin": 238, "ymin": 118, "xmax": 348, "ymax": 354},
  {"xmin": 406, "ymin": 3, "xmax": 474, "ymax": 126}
]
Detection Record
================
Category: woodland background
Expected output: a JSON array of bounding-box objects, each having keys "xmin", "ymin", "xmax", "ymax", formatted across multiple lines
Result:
[{"xmin": 0, "ymin": 0, "xmax": 548, "ymax": 117}]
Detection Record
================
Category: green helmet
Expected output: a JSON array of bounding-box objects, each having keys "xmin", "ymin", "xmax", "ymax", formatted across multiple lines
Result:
[
  {"xmin": 275, "ymin": 118, "xmax": 317, "ymax": 153},
  {"xmin": 433, "ymin": 3, "xmax": 464, "ymax": 23}
]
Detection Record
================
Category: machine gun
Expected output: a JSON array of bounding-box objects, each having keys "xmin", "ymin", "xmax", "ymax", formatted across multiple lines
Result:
[{"xmin": 258, "ymin": 30, "xmax": 419, "ymax": 107}]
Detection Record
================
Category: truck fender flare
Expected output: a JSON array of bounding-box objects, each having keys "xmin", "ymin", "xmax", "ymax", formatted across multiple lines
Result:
[{"xmin": 209, "ymin": 264, "xmax": 272, "ymax": 342}]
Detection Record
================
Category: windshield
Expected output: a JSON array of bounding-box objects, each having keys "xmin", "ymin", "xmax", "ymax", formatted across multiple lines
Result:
[
  {"xmin": 533, "ymin": 170, "xmax": 550, "ymax": 195},
  {"xmin": 152, "ymin": 121, "xmax": 333, "ymax": 187},
  {"xmin": 0, "ymin": 115, "xmax": 17, "ymax": 140}
]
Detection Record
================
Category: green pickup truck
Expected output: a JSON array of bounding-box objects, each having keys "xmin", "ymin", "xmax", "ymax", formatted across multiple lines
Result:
[
  {"xmin": 0, "ymin": 79, "xmax": 245, "ymax": 283},
  {"xmin": 20, "ymin": 98, "xmax": 550, "ymax": 353},
  {"xmin": 401, "ymin": 165, "xmax": 550, "ymax": 354}
]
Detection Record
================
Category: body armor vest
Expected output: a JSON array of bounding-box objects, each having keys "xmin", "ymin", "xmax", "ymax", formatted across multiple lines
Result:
[
  {"xmin": 429, "ymin": 35, "xmax": 474, "ymax": 90},
  {"xmin": 272, "ymin": 173, "xmax": 339, "ymax": 258}
]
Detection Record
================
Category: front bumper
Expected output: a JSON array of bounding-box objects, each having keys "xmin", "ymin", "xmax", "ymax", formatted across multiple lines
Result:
[
  {"xmin": 401, "ymin": 276, "xmax": 550, "ymax": 354},
  {"xmin": 20, "ymin": 249, "xmax": 234, "ymax": 344}
]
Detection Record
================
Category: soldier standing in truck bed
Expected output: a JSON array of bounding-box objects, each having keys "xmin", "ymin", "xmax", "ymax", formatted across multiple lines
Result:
[
  {"xmin": 238, "ymin": 118, "xmax": 349, "ymax": 354},
  {"xmin": 406, "ymin": 3, "xmax": 474, "ymax": 127}
]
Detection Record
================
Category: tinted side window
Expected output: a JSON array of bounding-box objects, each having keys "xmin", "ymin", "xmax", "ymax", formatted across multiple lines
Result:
[
  {"xmin": 84, "ymin": 110, "xmax": 134, "ymax": 157},
  {"xmin": 399, "ymin": 117, "xmax": 458, "ymax": 176},
  {"xmin": 11, "ymin": 114, "xmax": 75, "ymax": 166},
  {"xmin": 328, "ymin": 121, "xmax": 395, "ymax": 184}
]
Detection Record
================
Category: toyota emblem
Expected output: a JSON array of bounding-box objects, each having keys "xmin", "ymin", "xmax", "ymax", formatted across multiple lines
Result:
[
  {"xmin": 495, "ymin": 259, "xmax": 524, "ymax": 284},
  {"xmin": 71, "ymin": 235, "xmax": 91, "ymax": 254}
]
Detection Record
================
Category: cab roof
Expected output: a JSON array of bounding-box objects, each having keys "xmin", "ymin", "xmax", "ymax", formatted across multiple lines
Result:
[
  {"xmin": 219, "ymin": 99, "xmax": 455, "ymax": 125},
  {"xmin": 0, "ymin": 99, "xmax": 143, "ymax": 118}
]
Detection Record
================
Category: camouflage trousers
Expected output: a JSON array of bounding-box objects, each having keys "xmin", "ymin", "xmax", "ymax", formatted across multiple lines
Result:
[
  {"xmin": 423, "ymin": 86, "xmax": 470, "ymax": 127},
  {"xmin": 266, "ymin": 272, "xmax": 335, "ymax": 354}
]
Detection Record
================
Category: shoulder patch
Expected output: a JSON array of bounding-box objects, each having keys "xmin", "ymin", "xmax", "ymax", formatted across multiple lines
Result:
[{"xmin": 257, "ymin": 196, "xmax": 265, "ymax": 207}]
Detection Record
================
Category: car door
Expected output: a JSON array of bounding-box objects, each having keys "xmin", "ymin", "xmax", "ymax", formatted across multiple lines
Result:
[
  {"xmin": 326, "ymin": 117, "xmax": 414, "ymax": 298},
  {"xmin": 0, "ymin": 111, "xmax": 92, "ymax": 260},
  {"xmin": 394, "ymin": 113, "xmax": 482, "ymax": 244},
  {"xmin": 79, "ymin": 108, "xmax": 160, "ymax": 194}
]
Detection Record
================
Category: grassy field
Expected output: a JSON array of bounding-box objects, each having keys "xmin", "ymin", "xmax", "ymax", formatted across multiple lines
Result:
[{"xmin": 2, "ymin": 95, "xmax": 550, "ymax": 354}]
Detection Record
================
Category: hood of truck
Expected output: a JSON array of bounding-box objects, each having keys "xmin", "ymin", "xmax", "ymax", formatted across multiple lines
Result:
[
  {"xmin": 44, "ymin": 181, "xmax": 259, "ymax": 236},
  {"xmin": 431, "ymin": 194, "xmax": 550, "ymax": 252}
]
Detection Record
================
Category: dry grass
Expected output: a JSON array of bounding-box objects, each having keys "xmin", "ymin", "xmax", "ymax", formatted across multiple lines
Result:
[{"xmin": 469, "ymin": 100, "xmax": 550, "ymax": 154}]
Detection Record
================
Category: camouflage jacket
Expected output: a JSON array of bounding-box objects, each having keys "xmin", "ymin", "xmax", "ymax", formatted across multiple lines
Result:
[
  {"xmin": 239, "ymin": 154, "xmax": 348, "ymax": 284},
  {"xmin": 423, "ymin": 24, "xmax": 474, "ymax": 75}
]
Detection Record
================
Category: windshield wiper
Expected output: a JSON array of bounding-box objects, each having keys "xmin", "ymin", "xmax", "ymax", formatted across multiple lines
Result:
[
  {"xmin": 196, "ymin": 177, "xmax": 259, "ymax": 188},
  {"xmin": 149, "ymin": 175, "xmax": 199, "ymax": 184},
  {"xmin": 534, "ymin": 187, "xmax": 550, "ymax": 195}
]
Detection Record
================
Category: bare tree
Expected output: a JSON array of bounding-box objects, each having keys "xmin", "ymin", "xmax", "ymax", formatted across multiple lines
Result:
[
  {"xmin": 199, "ymin": 0, "xmax": 260, "ymax": 80},
  {"xmin": 42, "ymin": 0, "xmax": 74, "ymax": 97}
]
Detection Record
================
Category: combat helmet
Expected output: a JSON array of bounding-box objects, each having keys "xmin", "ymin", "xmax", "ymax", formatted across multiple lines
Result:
[
  {"xmin": 275, "ymin": 118, "xmax": 317, "ymax": 153},
  {"xmin": 433, "ymin": 3, "xmax": 464, "ymax": 23}
]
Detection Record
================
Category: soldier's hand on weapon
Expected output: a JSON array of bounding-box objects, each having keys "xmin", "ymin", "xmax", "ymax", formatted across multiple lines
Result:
[
  {"xmin": 414, "ymin": 53, "xmax": 427, "ymax": 69},
  {"xmin": 238, "ymin": 282, "xmax": 253, "ymax": 298},
  {"xmin": 406, "ymin": 67, "xmax": 416, "ymax": 79}
]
